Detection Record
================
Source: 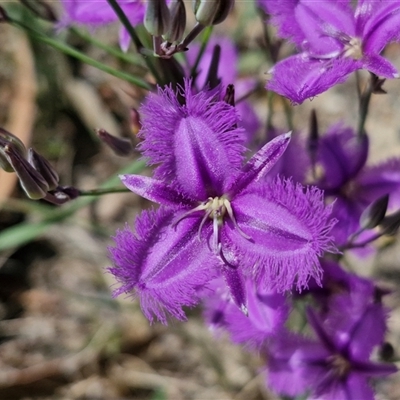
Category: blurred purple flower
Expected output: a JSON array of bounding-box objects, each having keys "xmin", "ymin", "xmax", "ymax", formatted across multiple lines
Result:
[
  {"xmin": 265, "ymin": 128, "xmax": 310, "ymax": 184},
  {"xmin": 315, "ymin": 125, "xmax": 400, "ymax": 244},
  {"xmin": 59, "ymin": 0, "xmax": 145, "ymax": 51},
  {"xmin": 262, "ymin": 0, "xmax": 400, "ymax": 103},
  {"xmin": 266, "ymin": 306, "xmax": 396, "ymax": 399}
]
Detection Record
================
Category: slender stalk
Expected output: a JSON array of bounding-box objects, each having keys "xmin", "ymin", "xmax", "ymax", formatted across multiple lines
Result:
[
  {"xmin": 105, "ymin": 0, "xmax": 163, "ymax": 83},
  {"xmin": 357, "ymin": 73, "xmax": 374, "ymax": 137},
  {"xmin": 342, "ymin": 232, "xmax": 382, "ymax": 251},
  {"xmin": 281, "ymin": 96, "xmax": 294, "ymax": 131},
  {"xmin": 178, "ymin": 22, "xmax": 206, "ymax": 52},
  {"xmin": 0, "ymin": 159, "xmax": 147, "ymax": 251},
  {"xmin": 78, "ymin": 187, "xmax": 130, "ymax": 196},
  {"xmin": 105, "ymin": 0, "xmax": 144, "ymax": 52},
  {"xmin": 9, "ymin": 18, "xmax": 152, "ymax": 90}
]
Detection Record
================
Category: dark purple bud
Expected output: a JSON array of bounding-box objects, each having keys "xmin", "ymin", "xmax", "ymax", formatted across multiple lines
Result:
[
  {"xmin": 164, "ymin": 0, "xmax": 186, "ymax": 43},
  {"xmin": 144, "ymin": 0, "xmax": 171, "ymax": 37},
  {"xmin": 96, "ymin": 128, "xmax": 134, "ymax": 157},
  {"xmin": 0, "ymin": 128, "xmax": 27, "ymax": 172},
  {"xmin": 379, "ymin": 342, "xmax": 394, "ymax": 362},
  {"xmin": 19, "ymin": 0, "xmax": 57, "ymax": 22},
  {"xmin": 380, "ymin": 209, "xmax": 400, "ymax": 236},
  {"xmin": 28, "ymin": 148, "xmax": 59, "ymax": 190},
  {"xmin": 307, "ymin": 109, "xmax": 319, "ymax": 159},
  {"xmin": 224, "ymin": 84, "xmax": 235, "ymax": 107},
  {"xmin": 3, "ymin": 144, "xmax": 49, "ymax": 199},
  {"xmin": 204, "ymin": 44, "xmax": 221, "ymax": 89},
  {"xmin": 194, "ymin": 0, "xmax": 234, "ymax": 26},
  {"xmin": 360, "ymin": 194, "xmax": 389, "ymax": 230}
]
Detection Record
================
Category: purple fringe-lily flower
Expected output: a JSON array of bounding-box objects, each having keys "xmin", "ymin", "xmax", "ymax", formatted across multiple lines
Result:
[
  {"xmin": 59, "ymin": 0, "xmax": 145, "ymax": 51},
  {"xmin": 108, "ymin": 81, "xmax": 336, "ymax": 323},
  {"xmin": 315, "ymin": 125, "xmax": 400, "ymax": 244},
  {"xmin": 266, "ymin": 306, "xmax": 396, "ymax": 399},
  {"xmin": 261, "ymin": 0, "xmax": 400, "ymax": 103}
]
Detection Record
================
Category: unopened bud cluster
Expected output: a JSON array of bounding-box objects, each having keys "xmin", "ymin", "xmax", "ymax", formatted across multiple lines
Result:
[
  {"xmin": 144, "ymin": 0, "xmax": 234, "ymax": 57},
  {"xmin": 0, "ymin": 127, "xmax": 74, "ymax": 203}
]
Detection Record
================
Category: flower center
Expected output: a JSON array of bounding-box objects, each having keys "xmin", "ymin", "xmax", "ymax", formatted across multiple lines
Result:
[
  {"xmin": 343, "ymin": 37, "xmax": 363, "ymax": 60},
  {"xmin": 174, "ymin": 195, "xmax": 250, "ymax": 253},
  {"xmin": 328, "ymin": 354, "xmax": 351, "ymax": 378}
]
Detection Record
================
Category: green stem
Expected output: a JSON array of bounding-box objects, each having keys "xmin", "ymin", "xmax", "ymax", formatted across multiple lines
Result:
[
  {"xmin": 9, "ymin": 18, "xmax": 152, "ymax": 90},
  {"xmin": 105, "ymin": 0, "xmax": 162, "ymax": 83},
  {"xmin": 70, "ymin": 26, "xmax": 145, "ymax": 68},
  {"xmin": 79, "ymin": 187, "xmax": 130, "ymax": 196},
  {"xmin": 357, "ymin": 73, "xmax": 374, "ymax": 137},
  {"xmin": 281, "ymin": 96, "xmax": 294, "ymax": 131},
  {"xmin": 0, "ymin": 159, "xmax": 147, "ymax": 252},
  {"xmin": 105, "ymin": 0, "xmax": 144, "ymax": 52}
]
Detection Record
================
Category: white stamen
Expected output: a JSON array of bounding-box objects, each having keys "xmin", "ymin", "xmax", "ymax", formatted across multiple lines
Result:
[{"xmin": 174, "ymin": 195, "xmax": 252, "ymax": 252}]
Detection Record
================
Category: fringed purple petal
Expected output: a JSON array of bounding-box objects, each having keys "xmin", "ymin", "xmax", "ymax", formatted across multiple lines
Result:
[
  {"xmin": 108, "ymin": 207, "xmax": 219, "ymax": 324},
  {"xmin": 221, "ymin": 265, "xmax": 247, "ymax": 313},
  {"xmin": 362, "ymin": 54, "xmax": 399, "ymax": 78},
  {"xmin": 258, "ymin": 0, "xmax": 305, "ymax": 47},
  {"xmin": 226, "ymin": 132, "xmax": 291, "ymax": 196},
  {"xmin": 138, "ymin": 80, "xmax": 246, "ymax": 200},
  {"xmin": 267, "ymin": 55, "xmax": 361, "ymax": 104},
  {"xmin": 295, "ymin": 1, "xmax": 354, "ymax": 56},
  {"xmin": 362, "ymin": 3, "xmax": 400, "ymax": 54},
  {"xmin": 223, "ymin": 178, "xmax": 336, "ymax": 292},
  {"xmin": 120, "ymin": 174, "xmax": 194, "ymax": 208}
]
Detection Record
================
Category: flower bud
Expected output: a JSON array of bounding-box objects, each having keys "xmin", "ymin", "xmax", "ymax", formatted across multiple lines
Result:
[
  {"xmin": 380, "ymin": 209, "xmax": 400, "ymax": 236},
  {"xmin": 307, "ymin": 109, "xmax": 319, "ymax": 158},
  {"xmin": 3, "ymin": 143, "xmax": 49, "ymax": 199},
  {"xmin": 164, "ymin": 0, "xmax": 186, "ymax": 43},
  {"xmin": 0, "ymin": 128, "xmax": 27, "ymax": 172},
  {"xmin": 224, "ymin": 84, "xmax": 235, "ymax": 106},
  {"xmin": 96, "ymin": 128, "xmax": 134, "ymax": 157},
  {"xmin": 360, "ymin": 194, "xmax": 389, "ymax": 230},
  {"xmin": 28, "ymin": 148, "xmax": 59, "ymax": 190},
  {"xmin": 193, "ymin": 0, "xmax": 234, "ymax": 26},
  {"xmin": 144, "ymin": 0, "xmax": 171, "ymax": 37}
]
